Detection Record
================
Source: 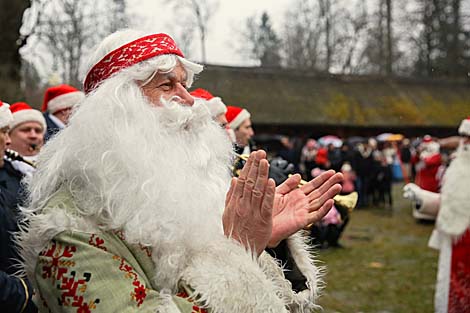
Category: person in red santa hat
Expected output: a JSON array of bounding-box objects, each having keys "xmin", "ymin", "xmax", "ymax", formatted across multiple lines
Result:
[
  {"xmin": 225, "ymin": 105, "xmax": 254, "ymax": 155},
  {"xmin": 16, "ymin": 29, "xmax": 343, "ymax": 312},
  {"xmin": 42, "ymin": 84, "xmax": 85, "ymax": 142},
  {"xmin": 8, "ymin": 102, "xmax": 45, "ymax": 177},
  {"xmin": 189, "ymin": 88, "xmax": 236, "ymax": 142},
  {"xmin": 413, "ymin": 135, "xmax": 442, "ymax": 193},
  {"xmin": 404, "ymin": 117, "xmax": 470, "ymax": 312}
]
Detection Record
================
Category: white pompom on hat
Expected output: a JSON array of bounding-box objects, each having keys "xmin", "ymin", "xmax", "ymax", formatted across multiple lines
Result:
[
  {"xmin": 458, "ymin": 117, "xmax": 470, "ymax": 136},
  {"xmin": 9, "ymin": 102, "xmax": 46, "ymax": 132},
  {"xmin": 0, "ymin": 100, "xmax": 13, "ymax": 129}
]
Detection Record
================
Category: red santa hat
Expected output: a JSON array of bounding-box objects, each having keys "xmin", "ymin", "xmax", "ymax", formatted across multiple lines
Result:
[
  {"xmin": 0, "ymin": 100, "xmax": 13, "ymax": 129},
  {"xmin": 225, "ymin": 105, "xmax": 251, "ymax": 130},
  {"xmin": 42, "ymin": 84, "xmax": 84, "ymax": 114},
  {"xmin": 9, "ymin": 102, "xmax": 46, "ymax": 132},
  {"xmin": 422, "ymin": 135, "xmax": 433, "ymax": 143},
  {"xmin": 190, "ymin": 88, "xmax": 227, "ymax": 117},
  {"xmin": 458, "ymin": 117, "xmax": 470, "ymax": 136}
]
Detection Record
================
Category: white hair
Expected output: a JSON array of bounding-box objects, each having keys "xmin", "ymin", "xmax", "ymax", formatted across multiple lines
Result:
[{"xmin": 19, "ymin": 29, "xmax": 233, "ymax": 290}]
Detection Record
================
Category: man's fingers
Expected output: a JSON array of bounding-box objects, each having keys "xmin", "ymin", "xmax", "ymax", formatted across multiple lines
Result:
[
  {"xmin": 260, "ymin": 178, "xmax": 276, "ymax": 220},
  {"xmin": 306, "ymin": 172, "xmax": 343, "ymax": 202},
  {"xmin": 234, "ymin": 153, "xmax": 255, "ymax": 198},
  {"xmin": 276, "ymin": 173, "xmax": 301, "ymax": 195},
  {"xmin": 251, "ymin": 159, "xmax": 269, "ymax": 209},
  {"xmin": 238, "ymin": 151, "xmax": 255, "ymax": 181},
  {"xmin": 307, "ymin": 199, "xmax": 335, "ymax": 224},
  {"xmin": 309, "ymin": 183, "xmax": 343, "ymax": 210},
  {"xmin": 242, "ymin": 151, "xmax": 262, "ymax": 200},
  {"xmin": 300, "ymin": 170, "xmax": 335, "ymax": 194}
]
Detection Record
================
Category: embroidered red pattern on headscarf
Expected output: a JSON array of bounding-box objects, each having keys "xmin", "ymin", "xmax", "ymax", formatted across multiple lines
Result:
[{"xmin": 84, "ymin": 33, "xmax": 184, "ymax": 94}]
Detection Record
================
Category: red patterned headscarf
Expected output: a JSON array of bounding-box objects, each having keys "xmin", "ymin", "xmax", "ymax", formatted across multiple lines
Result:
[{"xmin": 84, "ymin": 33, "xmax": 184, "ymax": 94}]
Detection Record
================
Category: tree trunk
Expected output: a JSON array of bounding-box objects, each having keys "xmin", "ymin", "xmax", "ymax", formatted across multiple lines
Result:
[
  {"xmin": 0, "ymin": 0, "xmax": 30, "ymax": 101},
  {"xmin": 386, "ymin": 0, "xmax": 392, "ymax": 75}
]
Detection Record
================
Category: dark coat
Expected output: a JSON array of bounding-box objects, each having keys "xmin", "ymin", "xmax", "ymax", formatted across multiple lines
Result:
[
  {"xmin": 43, "ymin": 112, "xmax": 61, "ymax": 142},
  {"xmin": 0, "ymin": 162, "xmax": 37, "ymax": 312}
]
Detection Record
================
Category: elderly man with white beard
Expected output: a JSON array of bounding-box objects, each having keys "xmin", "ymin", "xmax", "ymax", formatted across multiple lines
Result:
[
  {"xmin": 404, "ymin": 117, "xmax": 470, "ymax": 313},
  {"xmin": 17, "ymin": 29, "xmax": 343, "ymax": 313}
]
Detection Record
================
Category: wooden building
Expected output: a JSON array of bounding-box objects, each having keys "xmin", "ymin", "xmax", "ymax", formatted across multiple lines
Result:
[{"xmin": 192, "ymin": 65, "xmax": 470, "ymax": 139}]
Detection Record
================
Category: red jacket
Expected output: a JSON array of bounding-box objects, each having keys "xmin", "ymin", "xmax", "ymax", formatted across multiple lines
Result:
[{"xmin": 415, "ymin": 153, "xmax": 442, "ymax": 192}]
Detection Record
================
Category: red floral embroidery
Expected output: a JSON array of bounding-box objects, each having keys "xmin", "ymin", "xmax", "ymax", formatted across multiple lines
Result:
[
  {"xmin": 139, "ymin": 244, "xmax": 152, "ymax": 257},
  {"xmin": 114, "ymin": 230, "xmax": 125, "ymax": 241},
  {"xmin": 39, "ymin": 240, "xmax": 100, "ymax": 312},
  {"xmin": 113, "ymin": 255, "xmax": 148, "ymax": 307},
  {"xmin": 88, "ymin": 234, "xmax": 107, "ymax": 251},
  {"xmin": 132, "ymin": 281, "xmax": 147, "ymax": 306},
  {"xmin": 176, "ymin": 291, "xmax": 208, "ymax": 313}
]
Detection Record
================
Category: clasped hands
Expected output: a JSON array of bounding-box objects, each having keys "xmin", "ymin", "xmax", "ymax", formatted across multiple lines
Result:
[{"xmin": 223, "ymin": 150, "xmax": 343, "ymax": 256}]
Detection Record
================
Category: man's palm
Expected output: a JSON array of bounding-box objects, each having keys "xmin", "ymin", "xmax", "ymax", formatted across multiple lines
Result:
[{"xmin": 269, "ymin": 171, "xmax": 343, "ymax": 247}]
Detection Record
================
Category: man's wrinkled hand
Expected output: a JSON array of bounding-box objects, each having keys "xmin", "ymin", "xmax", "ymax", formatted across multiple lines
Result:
[
  {"xmin": 269, "ymin": 170, "xmax": 343, "ymax": 247},
  {"xmin": 223, "ymin": 150, "xmax": 275, "ymax": 256}
]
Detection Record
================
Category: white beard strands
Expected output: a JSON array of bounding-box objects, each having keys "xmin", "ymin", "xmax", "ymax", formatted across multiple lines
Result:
[{"xmin": 23, "ymin": 72, "xmax": 234, "ymax": 274}]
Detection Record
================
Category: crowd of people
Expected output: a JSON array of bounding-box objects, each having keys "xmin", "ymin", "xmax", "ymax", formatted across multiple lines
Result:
[{"xmin": 0, "ymin": 28, "xmax": 467, "ymax": 313}]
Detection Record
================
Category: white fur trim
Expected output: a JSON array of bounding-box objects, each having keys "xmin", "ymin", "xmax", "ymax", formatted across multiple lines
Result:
[
  {"xmin": 430, "ymin": 231, "xmax": 452, "ymax": 313},
  {"xmin": 11, "ymin": 110, "xmax": 46, "ymax": 132},
  {"xmin": 228, "ymin": 109, "xmax": 250, "ymax": 130},
  {"xmin": 286, "ymin": 232, "xmax": 324, "ymax": 305},
  {"xmin": 437, "ymin": 149, "xmax": 470, "ymax": 236},
  {"xmin": 47, "ymin": 91, "xmax": 84, "ymax": 113},
  {"xmin": 0, "ymin": 104, "xmax": 13, "ymax": 128},
  {"xmin": 206, "ymin": 97, "xmax": 227, "ymax": 118},
  {"xmin": 179, "ymin": 240, "xmax": 289, "ymax": 313},
  {"xmin": 458, "ymin": 119, "xmax": 470, "ymax": 136}
]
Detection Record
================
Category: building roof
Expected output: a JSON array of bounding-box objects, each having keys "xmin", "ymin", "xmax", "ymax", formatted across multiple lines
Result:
[{"xmin": 193, "ymin": 65, "xmax": 470, "ymax": 128}]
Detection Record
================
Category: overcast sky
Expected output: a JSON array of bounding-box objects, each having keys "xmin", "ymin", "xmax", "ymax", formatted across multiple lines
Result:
[{"xmin": 128, "ymin": 0, "xmax": 291, "ymax": 66}]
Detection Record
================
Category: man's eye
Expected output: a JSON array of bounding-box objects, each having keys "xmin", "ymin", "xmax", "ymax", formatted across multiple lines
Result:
[{"xmin": 158, "ymin": 83, "xmax": 172, "ymax": 89}]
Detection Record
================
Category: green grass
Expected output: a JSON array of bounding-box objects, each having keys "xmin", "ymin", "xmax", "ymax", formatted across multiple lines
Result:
[{"xmin": 316, "ymin": 182, "xmax": 438, "ymax": 313}]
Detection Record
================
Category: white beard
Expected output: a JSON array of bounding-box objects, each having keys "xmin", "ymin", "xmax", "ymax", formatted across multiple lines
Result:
[
  {"xmin": 26, "ymin": 79, "xmax": 234, "ymax": 289},
  {"xmin": 438, "ymin": 142, "xmax": 470, "ymax": 237}
]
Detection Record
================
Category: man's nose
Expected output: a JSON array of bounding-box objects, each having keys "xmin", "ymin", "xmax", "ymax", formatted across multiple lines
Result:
[
  {"xmin": 28, "ymin": 130, "xmax": 40, "ymax": 138},
  {"xmin": 175, "ymin": 84, "xmax": 194, "ymax": 106},
  {"xmin": 5, "ymin": 133, "xmax": 11, "ymax": 146}
]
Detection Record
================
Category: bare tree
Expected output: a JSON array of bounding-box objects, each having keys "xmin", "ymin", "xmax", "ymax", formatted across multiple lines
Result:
[
  {"xmin": 21, "ymin": 0, "xmax": 127, "ymax": 88},
  {"xmin": 0, "ymin": 0, "xmax": 30, "ymax": 101},
  {"xmin": 334, "ymin": 2, "xmax": 369, "ymax": 74},
  {"xmin": 318, "ymin": 0, "xmax": 332, "ymax": 71},
  {"xmin": 163, "ymin": 0, "xmax": 219, "ymax": 63},
  {"xmin": 385, "ymin": 0, "xmax": 393, "ymax": 75},
  {"xmin": 407, "ymin": 0, "xmax": 470, "ymax": 77},
  {"xmin": 239, "ymin": 12, "xmax": 281, "ymax": 67},
  {"xmin": 282, "ymin": 0, "xmax": 323, "ymax": 70}
]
